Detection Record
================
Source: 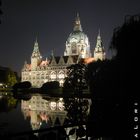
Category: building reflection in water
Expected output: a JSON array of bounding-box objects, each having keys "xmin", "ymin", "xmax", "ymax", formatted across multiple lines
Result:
[{"xmin": 21, "ymin": 95, "xmax": 67, "ymax": 131}]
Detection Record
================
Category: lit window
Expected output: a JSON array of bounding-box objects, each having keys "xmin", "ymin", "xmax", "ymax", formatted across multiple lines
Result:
[
  {"xmin": 50, "ymin": 71, "xmax": 56, "ymax": 79},
  {"xmin": 58, "ymin": 71, "xmax": 64, "ymax": 79}
]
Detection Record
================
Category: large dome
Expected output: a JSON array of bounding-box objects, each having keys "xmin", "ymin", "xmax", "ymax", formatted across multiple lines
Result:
[
  {"xmin": 67, "ymin": 30, "xmax": 89, "ymax": 45},
  {"xmin": 64, "ymin": 14, "xmax": 91, "ymax": 58}
]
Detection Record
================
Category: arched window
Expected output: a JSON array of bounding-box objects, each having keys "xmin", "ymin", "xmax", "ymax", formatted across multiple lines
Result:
[
  {"xmin": 50, "ymin": 71, "xmax": 56, "ymax": 80},
  {"xmin": 58, "ymin": 71, "xmax": 65, "ymax": 79},
  {"xmin": 71, "ymin": 43, "xmax": 77, "ymax": 54}
]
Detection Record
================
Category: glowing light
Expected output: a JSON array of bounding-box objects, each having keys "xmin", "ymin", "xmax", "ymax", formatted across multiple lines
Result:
[
  {"xmin": 58, "ymin": 101, "xmax": 64, "ymax": 111},
  {"xmin": 59, "ymin": 98, "xmax": 63, "ymax": 101},
  {"xmin": 82, "ymin": 57, "xmax": 95, "ymax": 64}
]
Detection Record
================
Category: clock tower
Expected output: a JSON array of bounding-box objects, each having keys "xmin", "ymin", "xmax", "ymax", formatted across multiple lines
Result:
[{"xmin": 31, "ymin": 39, "xmax": 42, "ymax": 70}]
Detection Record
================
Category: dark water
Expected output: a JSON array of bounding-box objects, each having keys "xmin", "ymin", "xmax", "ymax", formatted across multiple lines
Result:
[
  {"xmin": 0, "ymin": 93, "xmax": 31, "ymax": 134},
  {"xmin": 0, "ymin": 92, "xmax": 122, "ymax": 140},
  {"xmin": 0, "ymin": 92, "xmax": 90, "ymax": 137},
  {"xmin": 0, "ymin": 100, "xmax": 31, "ymax": 134}
]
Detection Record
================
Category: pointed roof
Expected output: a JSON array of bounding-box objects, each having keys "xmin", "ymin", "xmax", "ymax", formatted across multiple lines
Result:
[
  {"xmin": 34, "ymin": 37, "xmax": 39, "ymax": 51},
  {"xmin": 50, "ymin": 56, "xmax": 57, "ymax": 65},
  {"xmin": 94, "ymin": 30, "xmax": 105, "ymax": 57},
  {"xmin": 51, "ymin": 50, "xmax": 54, "ymax": 57},
  {"xmin": 31, "ymin": 38, "xmax": 42, "ymax": 58},
  {"xmin": 73, "ymin": 13, "xmax": 83, "ymax": 31},
  {"xmin": 58, "ymin": 56, "xmax": 65, "ymax": 65},
  {"xmin": 96, "ymin": 29, "xmax": 103, "ymax": 48},
  {"xmin": 66, "ymin": 56, "xmax": 73, "ymax": 64},
  {"xmin": 97, "ymin": 29, "xmax": 101, "ymax": 40}
]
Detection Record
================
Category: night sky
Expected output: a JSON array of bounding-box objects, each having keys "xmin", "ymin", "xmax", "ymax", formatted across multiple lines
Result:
[{"xmin": 0, "ymin": 0, "xmax": 140, "ymax": 75}]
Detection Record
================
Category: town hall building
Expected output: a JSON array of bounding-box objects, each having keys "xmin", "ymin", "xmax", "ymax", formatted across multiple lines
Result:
[{"xmin": 21, "ymin": 14, "xmax": 105, "ymax": 87}]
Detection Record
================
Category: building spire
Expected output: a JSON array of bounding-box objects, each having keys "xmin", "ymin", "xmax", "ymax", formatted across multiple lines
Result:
[
  {"xmin": 98, "ymin": 28, "xmax": 100, "ymax": 37},
  {"xmin": 94, "ymin": 30, "xmax": 105, "ymax": 60},
  {"xmin": 96, "ymin": 29, "xmax": 102, "ymax": 48},
  {"xmin": 31, "ymin": 38, "xmax": 42, "ymax": 59},
  {"xmin": 73, "ymin": 13, "xmax": 82, "ymax": 31},
  {"xmin": 35, "ymin": 36, "xmax": 38, "ymax": 43},
  {"xmin": 51, "ymin": 49, "xmax": 54, "ymax": 57},
  {"xmin": 31, "ymin": 38, "xmax": 42, "ymax": 70}
]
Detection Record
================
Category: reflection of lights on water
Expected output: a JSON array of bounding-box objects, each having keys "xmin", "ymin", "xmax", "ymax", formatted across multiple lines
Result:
[
  {"xmin": 21, "ymin": 96, "xmax": 68, "ymax": 134},
  {"xmin": 40, "ymin": 113, "xmax": 49, "ymax": 121},
  {"xmin": 50, "ymin": 101, "xmax": 57, "ymax": 110},
  {"xmin": 78, "ymin": 79, "xmax": 80, "ymax": 82},
  {"xmin": 58, "ymin": 101, "xmax": 64, "ymax": 111},
  {"xmin": 29, "ymin": 105, "xmax": 31, "ymax": 109},
  {"xmin": 49, "ymin": 100, "xmax": 65, "ymax": 111},
  {"xmin": 83, "ymin": 57, "xmax": 95, "ymax": 64}
]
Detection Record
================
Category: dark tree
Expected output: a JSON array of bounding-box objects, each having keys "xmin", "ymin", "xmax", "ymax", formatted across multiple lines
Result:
[
  {"xmin": 63, "ymin": 63, "xmax": 88, "ymax": 94},
  {"xmin": 63, "ymin": 63, "xmax": 90, "ymax": 127},
  {"xmin": 12, "ymin": 81, "xmax": 32, "ymax": 91},
  {"xmin": 41, "ymin": 81, "xmax": 60, "ymax": 90},
  {"xmin": 6, "ymin": 69, "xmax": 18, "ymax": 87},
  {"xmin": 87, "ymin": 15, "xmax": 140, "ymax": 139}
]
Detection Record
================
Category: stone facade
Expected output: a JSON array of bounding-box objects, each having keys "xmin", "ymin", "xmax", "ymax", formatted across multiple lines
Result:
[{"xmin": 21, "ymin": 14, "xmax": 105, "ymax": 87}]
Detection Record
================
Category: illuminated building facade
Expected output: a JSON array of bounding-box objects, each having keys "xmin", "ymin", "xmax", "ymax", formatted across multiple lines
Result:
[{"xmin": 21, "ymin": 14, "xmax": 105, "ymax": 87}]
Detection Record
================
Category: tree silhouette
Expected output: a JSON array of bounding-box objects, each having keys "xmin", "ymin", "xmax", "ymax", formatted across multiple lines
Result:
[
  {"xmin": 63, "ymin": 63, "xmax": 88, "ymax": 94},
  {"xmin": 41, "ymin": 81, "xmax": 59, "ymax": 90},
  {"xmin": 6, "ymin": 69, "xmax": 17, "ymax": 87},
  {"xmin": 63, "ymin": 63, "xmax": 89, "ymax": 126},
  {"xmin": 110, "ymin": 15, "xmax": 140, "ymax": 95},
  {"xmin": 87, "ymin": 14, "xmax": 140, "ymax": 139}
]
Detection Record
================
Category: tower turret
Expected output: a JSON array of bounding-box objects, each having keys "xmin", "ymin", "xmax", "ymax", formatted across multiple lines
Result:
[
  {"xmin": 94, "ymin": 30, "xmax": 105, "ymax": 60},
  {"xmin": 31, "ymin": 38, "xmax": 42, "ymax": 70}
]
